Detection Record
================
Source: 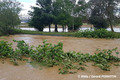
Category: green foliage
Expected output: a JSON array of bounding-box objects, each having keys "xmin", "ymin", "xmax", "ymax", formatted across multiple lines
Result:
[
  {"xmin": 0, "ymin": 24, "xmax": 20, "ymax": 35},
  {"xmin": 74, "ymin": 17, "xmax": 83, "ymax": 30},
  {"xmin": 74, "ymin": 29, "xmax": 120, "ymax": 38},
  {"xmin": 0, "ymin": 0, "xmax": 21, "ymax": 35},
  {"xmin": 89, "ymin": 16, "xmax": 109, "ymax": 29},
  {"xmin": 0, "ymin": 40, "xmax": 33, "ymax": 65},
  {"xmin": 0, "ymin": 0, "xmax": 21, "ymax": 27},
  {"xmin": 13, "ymin": 40, "xmax": 33, "ymax": 56},
  {"xmin": 29, "ymin": 0, "xmax": 53, "ymax": 31},
  {"xmin": 88, "ymin": 0, "xmax": 120, "ymax": 31},
  {"xmin": 29, "ymin": 0, "xmax": 87, "ymax": 32},
  {"xmin": 0, "ymin": 26, "xmax": 23, "ymax": 36},
  {"xmin": 0, "ymin": 40, "xmax": 13, "ymax": 58},
  {"xmin": 30, "ymin": 40, "xmax": 63, "ymax": 62},
  {"xmin": 0, "ymin": 23, "xmax": 10, "ymax": 35},
  {"xmin": 114, "ymin": 64, "xmax": 120, "ymax": 66},
  {"xmin": 91, "ymin": 48, "xmax": 120, "ymax": 71},
  {"xmin": 0, "ymin": 40, "xmax": 120, "ymax": 74}
]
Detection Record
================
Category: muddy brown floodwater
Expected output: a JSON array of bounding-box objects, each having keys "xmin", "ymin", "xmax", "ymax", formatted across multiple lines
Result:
[{"xmin": 0, "ymin": 34, "xmax": 120, "ymax": 80}]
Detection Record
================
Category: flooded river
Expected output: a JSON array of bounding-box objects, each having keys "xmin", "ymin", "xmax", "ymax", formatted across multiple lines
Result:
[
  {"xmin": 20, "ymin": 27, "xmax": 120, "ymax": 32},
  {"xmin": 0, "ymin": 35, "xmax": 120, "ymax": 80}
]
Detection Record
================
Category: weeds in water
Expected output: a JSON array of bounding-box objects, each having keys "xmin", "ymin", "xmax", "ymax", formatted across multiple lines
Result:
[
  {"xmin": 0, "ymin": 40, "xmax": 120, "ymax": 74},
  {"xmin": 13, "ymin": 40, "xmax": 33, "ymax": 56},
  {"xmin": 0, "ymin": 40, "xmax": 13, "ymax": 58},
  {"xmin": 114, "ymin": 64, "xmax": 120, "ymax": 66}
]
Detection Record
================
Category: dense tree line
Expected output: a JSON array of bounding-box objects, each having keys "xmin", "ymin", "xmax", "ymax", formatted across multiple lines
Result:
[
  {"xmin": 29, "ymin": 0, "xmax": 87, "ymax": 32},
  {"xmin": 0, "ymin": 0, "xmax": 120, "ymax": 34},
  {"xmin": 29, "ymin": 0, "xmax": 120, "ymax": 32}
]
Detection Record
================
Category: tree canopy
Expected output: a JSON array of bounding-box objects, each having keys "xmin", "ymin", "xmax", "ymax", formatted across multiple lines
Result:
[
  {"xmin": 88, "ymin": 0, "xmax": 120, "ymax": 31},
  {"xmin": 0, "ymin": 0, "xmax": 21, "ymax": 35},
  {"xmin": 29, "ymin": 0, "xmax": 120, "ymax": 32},
  {"xmin": 29, "ymin": 0, "xmax": 87, "ymax": 32},
  {"xmin": 0, "ymin": 0, "xmax": 21, "ymax": 27}
]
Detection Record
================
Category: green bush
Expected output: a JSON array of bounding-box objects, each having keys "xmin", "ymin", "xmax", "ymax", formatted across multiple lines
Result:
[
  {"xmin": 0, "ymin": 22, "xmax": 16, "ymax": 35},
  {"xmin": 74, "ymin": 29, "xmax": 120, "ymax": 38},
  {"xmin": 10, "ymin": 29, "xmax": 23, "ymax": 34},
  {"xmin": 0, "ymin": 40, "xmax": 14, "ymax": 58},
  {"xmin": 0, "ymin": 22, "xmax": 22, "ymax": 36},
  {"xmin": 13, "ymin": 40, "xmax": 33, "ymax": 56}
]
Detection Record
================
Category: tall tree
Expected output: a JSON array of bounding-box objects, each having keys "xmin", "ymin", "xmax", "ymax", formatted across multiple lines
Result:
[
  {"xmin": 72, "ymin": 0, "xmax": 87, "ymax": 31},
  {"xmin": 88, "ymin": 0, "xmax": 120, "ymax": 31},
  {"xmin": 0, "ymin": 0, "xmax": 21, "ymax": 28},
  {"xmin": 29, "ymin": 0, "xmax": 53, "ymax": 31},
  {"xmin": 0, "ymin": 0, "xmax": 21, "ymax": 35},
  {"xmin": 53, "ymin": 0, "xmax": 87, "ymax": 31}
]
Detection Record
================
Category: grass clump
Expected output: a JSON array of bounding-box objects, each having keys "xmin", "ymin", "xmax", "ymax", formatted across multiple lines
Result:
[
  {"xmin": 74, "ymin": 29, "xmax": 120, "ymax": 38},
  {"xmin": 0, "ymin": 40, "xmax": 120, "ymax": 74}
]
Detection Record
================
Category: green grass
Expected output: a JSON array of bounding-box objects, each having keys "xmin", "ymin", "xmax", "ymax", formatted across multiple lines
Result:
[
  {"xmin": 1, "ymin": 29, "xmax": 120, "ymax": 39},
  {"xmin": 14, "ymin": 29, "xmax": 120, "ymax": 38},
  {"xmin": 15, "ymin": 29, "xmax": 74, "ymax": 36}
]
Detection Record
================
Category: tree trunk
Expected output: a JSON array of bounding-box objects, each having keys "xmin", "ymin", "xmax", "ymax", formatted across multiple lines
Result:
[
  {"xmin": 62, "ymin": 26, "xmax": 64, "ymax": 32},
  {"xmin": 55, "ymin": 24, "xmax": 58, "ymax": 32},
  {"xmin": 72, "ymin": 17, "xmax": 74, "ymax": 31},
  {"xmin": 65, "ymin": 26, "xmax": 67, "ymax": 32},
  {"xmin": 49, "ymin": 24, "xmax": 51, "ymax": 32},
  {"xmin": 110, "ymin": 23, "xmax": 114, "ymax": 32},
  {"xmin": 108, "ymin": 19, "xmax": 114, "ymax": 32},
  {"xmin": 72, "ymin": 26, "xmax": 74, "ymax": 31}
]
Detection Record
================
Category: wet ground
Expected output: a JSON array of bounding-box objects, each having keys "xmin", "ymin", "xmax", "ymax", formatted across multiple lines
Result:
[{"xmin": 0, "ymin": 35, "xmax": 120, "ymax": 80}]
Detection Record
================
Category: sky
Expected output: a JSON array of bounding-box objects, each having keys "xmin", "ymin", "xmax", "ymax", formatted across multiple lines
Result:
[
  {"xmin": 18, "ymin": 0, "xmax": 36, "ymax": 16},
  {"xmin": 17, "ymin": 0, "xmax": 88, "ymax": 16}
]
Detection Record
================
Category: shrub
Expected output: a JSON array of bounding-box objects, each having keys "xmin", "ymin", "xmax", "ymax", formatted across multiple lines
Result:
[
  {"xmin": 13, "ymin": 40, "xmax": 33, "ymax": 56},
  {"xmin": 0, "ymin": 22, "xmax": 22, "ymax": 36},
  {"xmin": 0, "ymin": 40, "xmax": 14, "ymax": 58},
  {"xmin": 74, "ymin": 29, "xmax": 120, "ymax": 38}
]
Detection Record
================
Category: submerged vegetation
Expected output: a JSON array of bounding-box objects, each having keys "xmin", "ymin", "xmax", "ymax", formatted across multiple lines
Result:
[{"xmin": 0, "ymin": 40, "xmax": 120, "ymax": 74}]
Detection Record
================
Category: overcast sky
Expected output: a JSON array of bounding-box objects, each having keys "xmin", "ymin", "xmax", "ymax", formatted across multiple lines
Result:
[
  {"xmin": 18, "ymin": 0, "xmax": 89, "ymax": 16},
  {"xmin": 18, "ymin": 0, "xmax": 36, "ymax": 16}
]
